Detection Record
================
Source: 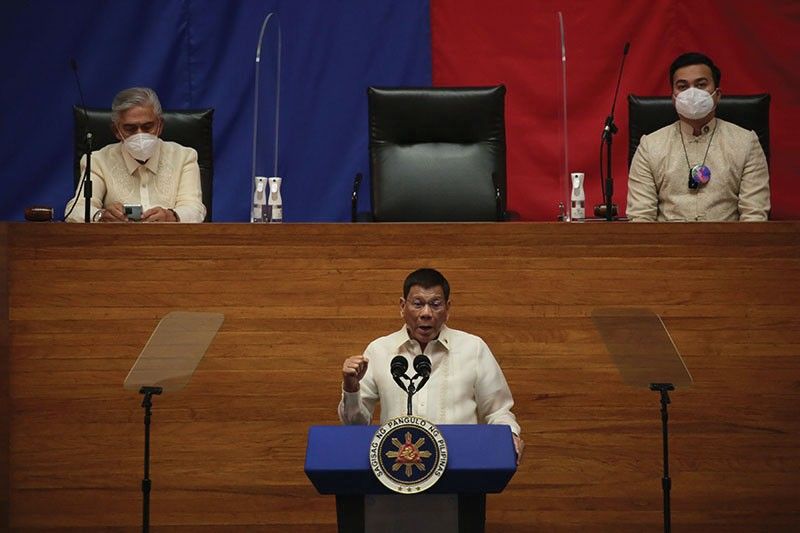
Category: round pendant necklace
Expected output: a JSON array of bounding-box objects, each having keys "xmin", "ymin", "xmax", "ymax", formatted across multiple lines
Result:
[{"xmin": 679, "ymin": 121, "xmax": 717, "ymax": 189}]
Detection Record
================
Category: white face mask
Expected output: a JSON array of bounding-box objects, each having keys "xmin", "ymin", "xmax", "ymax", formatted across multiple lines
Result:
[
  {"xmin": 122, "ymin": 133, "xmax": 159, "ymax": 161},
  {"xmin": 674, "ymin": 87, "xmax": 717, "ymax": 120}
]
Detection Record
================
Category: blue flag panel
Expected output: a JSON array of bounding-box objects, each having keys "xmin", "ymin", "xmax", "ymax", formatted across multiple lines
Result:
[{"xmin": 0, "ymin": 0, "xmax": 431, "ymax": 221}]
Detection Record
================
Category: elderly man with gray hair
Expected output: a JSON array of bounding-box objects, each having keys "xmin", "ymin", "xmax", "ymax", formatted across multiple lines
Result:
[{"xmin": 65, "ymin": 87, "xmax": 206, "ymax": 223}]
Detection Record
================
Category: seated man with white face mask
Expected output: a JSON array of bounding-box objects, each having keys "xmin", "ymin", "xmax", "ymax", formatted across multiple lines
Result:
[
  {"xmin": 627, "ymin": 52, "xmax": 770, "ymax": 222},
  {"xmin": 65, "ymin": 87, "xmax": 206, "ymax": 223}
]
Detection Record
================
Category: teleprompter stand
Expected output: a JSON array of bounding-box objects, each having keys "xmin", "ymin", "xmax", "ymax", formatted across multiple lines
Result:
[
  {"xmin": 650, "ymin": 382, "xmax": 675, "ymax": 533},
  {"xmin": 139, "ymin": 385, "xmax": 161, "ymax": 532},
  {"xmin": 592, "ymin": 308, "xmax": 692, "ymax": 533},
  {"xmin": 123, "ymin": 311, "xmax": 225, "ymax": 533}
]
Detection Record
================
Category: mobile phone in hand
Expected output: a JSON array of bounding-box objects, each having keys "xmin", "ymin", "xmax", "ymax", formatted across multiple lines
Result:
[{"xmin": 123, "ymin": 204, "xmax": 143, "ymax": 221}]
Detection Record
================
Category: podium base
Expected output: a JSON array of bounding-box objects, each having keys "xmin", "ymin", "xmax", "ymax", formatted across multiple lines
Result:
[{"xmin": 336, "ymin": 493, "xmax": 486, "ymax": 533}]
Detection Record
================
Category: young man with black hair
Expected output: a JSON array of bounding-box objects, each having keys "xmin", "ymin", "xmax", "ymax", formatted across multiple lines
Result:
[{"xmin": 627, "ymin": 52, "xmax": 770, "ymax": 222}]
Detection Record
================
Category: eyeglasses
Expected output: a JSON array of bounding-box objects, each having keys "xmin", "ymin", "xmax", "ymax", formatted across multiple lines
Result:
[{"xmin": 406, "ymin": 299, "xmax": 446, "ymax": 312}]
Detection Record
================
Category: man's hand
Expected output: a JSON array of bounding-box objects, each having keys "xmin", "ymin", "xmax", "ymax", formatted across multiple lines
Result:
[
  {"xmin": 96, "ymin": 201, "xmax": 128, "ymax": 222},
  {"xmin": 513, "ymin": 434, "xmax": 524, "ymax": 466},
  {"xmin": 342, "ymin": 355, "xmax": 369, "ymax": 392},
  {"xmin": 141, "ymin": 206, "xmax": 178, "ymax": 222}
]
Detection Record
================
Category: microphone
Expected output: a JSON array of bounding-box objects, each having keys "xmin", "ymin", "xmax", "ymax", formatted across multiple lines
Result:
[
  {"xmin": 413, "ymin": 354, "xmax": 431, "ymax": 378},
  {"xmin": 594, "ymin": 41, "xmax": 630, "ymax": 221},
  {"xmin": 351, "ymin": 172, "xmax": 363, "ymax": 222},
  {"xmin": 412, "ymin": 354, "xmax": 432, "ymax": 393},
  {"xmin": 392, "ymin": 354, "xmax": 434, "ymax": 415},
  {"xmin": 64, "ymin": 58, "xmax": 94, "ymax": 223},
  {"xmin": 605, "ymin": 42, "xmax": 630, "ymax": 131},
  {"xmin": 390, "ymin": 355, "xmax": 408, "ymax": 392}
]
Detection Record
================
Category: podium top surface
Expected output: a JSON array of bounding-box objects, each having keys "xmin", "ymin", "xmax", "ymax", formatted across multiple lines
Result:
[{"xmin": 305, "ymin": 424, "xmax": 517, "ymax": 495}]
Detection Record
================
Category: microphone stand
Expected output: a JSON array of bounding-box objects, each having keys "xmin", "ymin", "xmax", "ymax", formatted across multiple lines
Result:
[
  {"xmin": 83, "ymin": 132, "xmax": 93, "ymax": 223},
  {"xmin": 394, "ymin": 373, "xmax": 430, "ymax": 416},
  {"xmin": 596, "ymin": 42, "xmax": 630, "ymax": 221},
  {"xmin": 601, "ymin": 115, "xmax": 617, "ymax": 221},
  {"xmin": 69, "ymin": 59, "xmax": 94, "ymax": 223},
  {"xmin": 139, "ymin": 386, "xmax": 162, "ymax": 533},
  {"xmin": 406, "ymin": 379, "xmax": 416, "ymax": 416}
]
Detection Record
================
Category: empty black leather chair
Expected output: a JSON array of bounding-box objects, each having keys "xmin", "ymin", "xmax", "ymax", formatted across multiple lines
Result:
[
  {"xmin": 353, "ymin": 86, "xmax": 507, "ymax": 222},
  {"xmin": 73, "ymin": 106, "xmax": 215, "ymax": 221},
  {"xmin": 627, "ymin": 94, "xmax": 770, "ymax": 168}
]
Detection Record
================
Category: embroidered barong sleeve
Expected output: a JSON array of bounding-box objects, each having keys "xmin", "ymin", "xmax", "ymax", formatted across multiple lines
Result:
[
  {"xmin": 737, "ymin": 131, "xmax": 770, "ymax": 221},
  {"xmin": 172, "ymin": 147, "xmax": 206, "ymax": 223},
  {"xmin": 627, "ymin": 134, "xmax": 659, "ymax": 222},
  {"xmin": 475, "ymin": 340, "xmax": 521, "ymax": 436},
  {"xmin": 338, "ymin": 344, "xmax": 380, "ymax": 425}
]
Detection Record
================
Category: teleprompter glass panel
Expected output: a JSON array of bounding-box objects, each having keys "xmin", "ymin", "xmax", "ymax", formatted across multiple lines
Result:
[
  {"xmin": 124, "ymin": 311, "xmax": 224, "ymax": 393},
  {"xmin": 592, "ymin": 307, "xmax": 692, "ymax": 389}
]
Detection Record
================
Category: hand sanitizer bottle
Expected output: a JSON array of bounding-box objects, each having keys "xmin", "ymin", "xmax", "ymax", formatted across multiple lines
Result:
[
  {"xmin": 251, "ymin": 176, "xmax": 268, "ymax": 222},
  {"xmin": 570, "ymin": 172, "xmax": 585, "ymax": 221},
  {"xmin": 267, "ymin": 177, "xmax": 283, "ymax": 223}
]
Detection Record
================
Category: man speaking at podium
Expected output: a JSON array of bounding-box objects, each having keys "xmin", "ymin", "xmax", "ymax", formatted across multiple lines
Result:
[
  {"xmin": 338, "ymin": 268, "xmax": 524, "ymax": 463},
  {"xmin": 65, "ymin": 87, "xmax": 206, "ymax": 223}
]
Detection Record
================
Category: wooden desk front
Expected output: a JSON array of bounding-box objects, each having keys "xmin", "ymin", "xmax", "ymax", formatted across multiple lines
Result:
[{"xmin": 1, "ymin": 222, "xmax": 798, "ymax": 531}]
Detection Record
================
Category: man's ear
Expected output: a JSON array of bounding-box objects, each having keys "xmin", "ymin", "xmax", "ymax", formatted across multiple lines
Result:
[{"xmin": 111, "ymin": 123, "xmax": 122, "ymax": 141}]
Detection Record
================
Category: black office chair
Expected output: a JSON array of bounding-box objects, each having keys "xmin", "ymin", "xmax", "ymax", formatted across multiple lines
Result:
[
  {"xmin": 73, "ymin": 107, "xmax": 215, "ymax": 221},
  {"xmin": 627, "ymin": 94, "xmax": 770, "ymax": 168},
  {"xmin": 352, "ymin": 86, "xmax": 508, "ymax": 222}
]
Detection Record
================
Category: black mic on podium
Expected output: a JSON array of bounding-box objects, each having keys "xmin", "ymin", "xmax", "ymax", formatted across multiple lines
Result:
[
  {"xmin": 391, "ymin": 355, "xmax": 409, "ymax": 392},
  {"xmin": 594, "ymin": 41, "xmax": 630, "ymax": 221},
  {"xmin": 413, "ymin": 354, "xmax": 432, "ymax": 393},
  {"xmin": 64, "ymin": 58, "xmax": 94, "ymax": 223},
  {"xmin": 391, "ymin": 354, "xmax": 433, "ymax": 416}
]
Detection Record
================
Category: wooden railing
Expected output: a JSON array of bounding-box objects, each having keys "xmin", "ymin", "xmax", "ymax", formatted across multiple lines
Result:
[{"xmin": 1, "ymin": 221, "xmax": 799, "ymax": 531}]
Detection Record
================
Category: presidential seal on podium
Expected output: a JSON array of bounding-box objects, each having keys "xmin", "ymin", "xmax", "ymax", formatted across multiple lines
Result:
[{"xmin": 370, "ymin": 415, "xmax": 448, "ymax": 493}]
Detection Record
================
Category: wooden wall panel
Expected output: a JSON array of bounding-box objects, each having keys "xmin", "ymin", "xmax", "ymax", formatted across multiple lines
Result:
[
  {"xmin": 2, "ymin": 222, "xmax": 799, "ymax": 531},
  {"xmin": 0, "ymin": 224, "xmax": 8, "ymax": 531}
]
